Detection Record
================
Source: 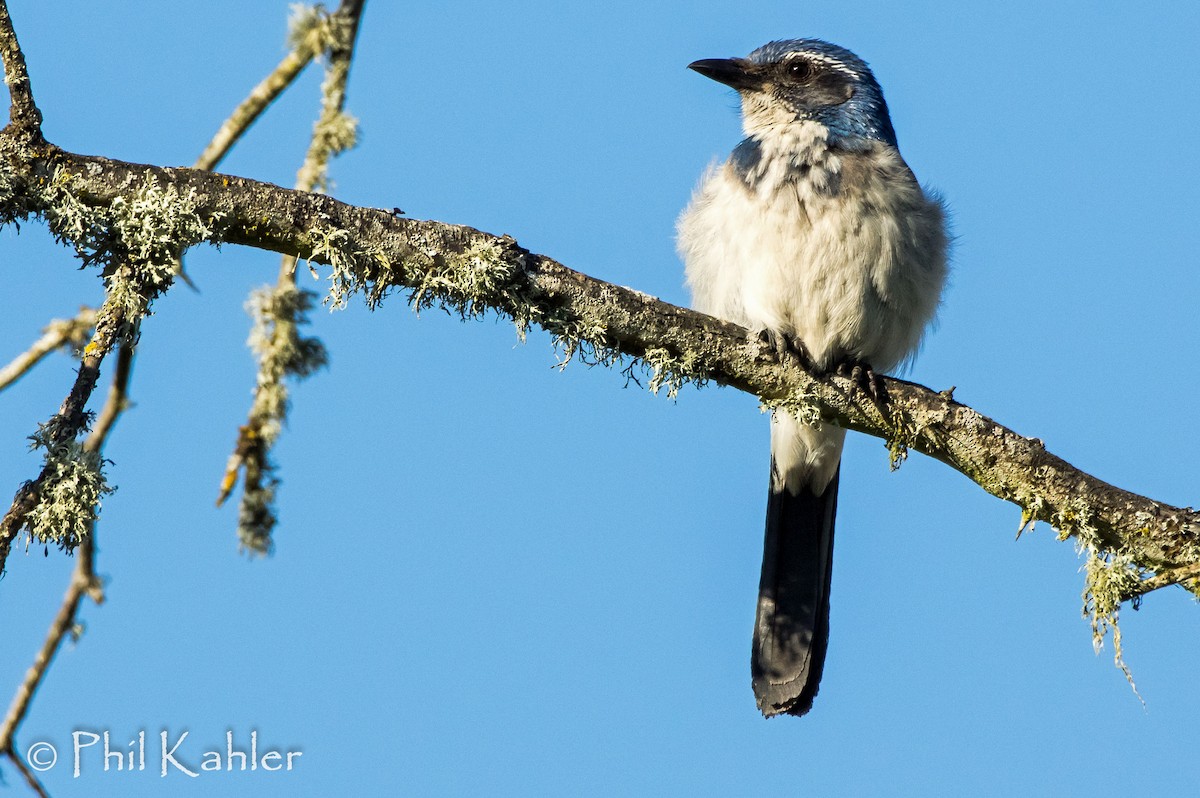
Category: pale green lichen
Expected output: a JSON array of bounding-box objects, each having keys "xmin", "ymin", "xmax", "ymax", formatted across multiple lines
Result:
[
  {"xmin": 299, "ymin": 206, "xmax": 579, "ymax": 362},
  {"xmin": 0, "ymin": 159, "xmax": 20, "ymax": 226},
  {"xmin": 408, "ymin": 239, "xmax": 522, "ymax": 317},
  {"xmin": 286, "ymin": 3, "xmax": 337, "ymax": 52},
  {"xmin": 1081, "ymin": 543, "xmax": 1146, "ymax": 704},
  {"xmin": 295, "ymin": 65, "xmax": 358, "ymax": 195},
  {"xmin": 549, "ymin": 317, "xmax": 611, "ymax": 369},
  {"xmin": 40, "ymin": 169, "xmax": 221, "ymax": 340},
  {"xmin": 760, "ymin": 382, "xmax": 823, "ymax": 429},
  {"xmin": 288, "ymin": 2, "xmax": 359, "ymax": 196},
  {"xmin": 304, "ymin": 108, "xmax": 358, "ymax": 193},
  {"xmin": 641, "ymin": 347, "xmax": 710, "ymax": 400},
  {"xmin": 1051, "ymin": 496, "xmax": 1098, "ymax": 544},
  {"xmin": 247, "ymin": 284, "xmax": 328, "ymax": 402},
  {"xmin": 236, "ymin": 284, "xmax": 328, "ymax": 554},
  {"xmin": 237, "ymin": 471, "xmax": 278, "ymax": 556},
  {"xmin": 884, "ymin": 402, "xmax": 920, "ymax": 471},
  {"xmin": 43, "ymin": 168, "xmax": 217, "ymax": 269},
  {"xmin": 24, "ymin": 422, "xmax": 114, "ymax": 551},
  {"xmin": 307, "ymin": 222, "xmax": 393, "ymax": 309},
  {"xmin": 39, "ymin": 169, "xmax": 113, "ymax": 264},
  {"xmin": 1021, "ymin": 494, "xmax": 1145, "ymax": 700},
  {"xmin": 113, "ymin": 180, "xmax": 212, "ymax": 266},
  {"xmin": 549, "ymin": 317, "xmax": 617, "ymax": 367},
  {"xmin": 402, "ymin": 237, "xmax": 639, "ymax": 373},
  {"xmin": 309, "ymin": 214, "xmax": 711, "ymax": 399}
]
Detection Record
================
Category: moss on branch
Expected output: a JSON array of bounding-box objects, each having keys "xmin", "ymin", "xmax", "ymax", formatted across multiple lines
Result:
[{"xmin": 1, "ymin": 133, "xmax": 1199, "ymax": 661}]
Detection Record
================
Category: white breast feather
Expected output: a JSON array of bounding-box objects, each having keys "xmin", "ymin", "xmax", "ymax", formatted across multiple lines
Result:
[{"xmin": 676, "ymin": 119, "xmax": 948, "ymax": 492}]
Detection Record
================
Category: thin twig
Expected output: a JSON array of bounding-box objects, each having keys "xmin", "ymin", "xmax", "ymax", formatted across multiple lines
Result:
[
  {"xmin": 0, "ymin": 302, "xmax": 126, "ymax": 575},
  {"xmin": 193, "ymin": 4, "xmax": 347, "ymax": 171},
  {"xmin": 2, "ymin": 746, "xmax": 50, "ymax": 798},
  {"xmin": 84, "ymin": 341, "xmax": 134, "ymax": 449},
  {"xmin": 0, "ymin": 308, "xmax": 97, "ymax": 393},
  {"xmin": 0, "ymin": 2, "xmax": 362, "ymax": 784},
  {"xmin": 220, "ymin": 0, "xmax": 365, "ymax": 546},
  {"xmin": 1120, "ymin": 561, "xmax": 1200, "ymax": 602},
  {"xmin": 0, "ymin": 0, "xmax": 42, "ymax": 134},
  {"xmin": 0, "ymin": 539, "xmax": 101, "ymax": 754},
  {"xmin": 0, "ymin": 324, "xmax": 129, "ymax": 786},
  {"xmin": 288, "ymin": 0, "xmax": 364, "ymax": 208}
]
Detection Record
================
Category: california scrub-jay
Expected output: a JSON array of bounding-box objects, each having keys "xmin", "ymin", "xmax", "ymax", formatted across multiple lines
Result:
[{"xmin": 677, "ymin": 39, "xmax": 948, "ymax": 717}]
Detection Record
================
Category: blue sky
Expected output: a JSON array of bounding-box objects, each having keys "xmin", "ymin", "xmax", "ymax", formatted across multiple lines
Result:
[{"xmin": 3, "ymin": 1, "xmax": 1199, "ymax": 795}]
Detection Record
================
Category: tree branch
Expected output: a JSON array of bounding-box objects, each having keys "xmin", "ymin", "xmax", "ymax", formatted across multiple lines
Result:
[
  {"xmin": 193, "ymin": 2, "xmax": 348, "ymax": 172},
  {"xmin": 0, "ymin": 277, "xmax": 129, "ymax": 574},
  {"xmin": 0, "ymin": 307, "xmax": 96, "ymax": 393},
  {"xmin": 0, "ymin": 1, "xmax": 42, "ymax": 137},
  {"xmin": 1, "ymin": 134, "xmax": 1194, "ymax": 608},
  {"xmin": 0, "ymin": 535, "xmax": 102, "ymax": 755},
  {"xmin": 1, "ymin": 746, "xmax": 49, "ymax": 798},
  {"xmin": 218, "ymin": 0, "xmax": 362, "ymax": 552},
  {"xmin": 84, "ymin": 340, "xmax": 134, "ymax": 449},
  {"xmin": 0, "ymin": 319, "xmax": 126, "ymax": 787}
]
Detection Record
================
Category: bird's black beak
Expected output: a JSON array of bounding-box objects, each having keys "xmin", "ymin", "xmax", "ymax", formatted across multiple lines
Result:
[{"xmin": 688, "ymin": 58, "xmax": 758, "ymax": 91}]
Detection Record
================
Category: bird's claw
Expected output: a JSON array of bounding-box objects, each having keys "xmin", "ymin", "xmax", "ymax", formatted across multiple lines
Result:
[
  {"xmin": 755, "ymin": 331, "xmax": 889, "ymax": 407},
  {"xmin": 835, "ymin": 358, "xmax": 888, "ymax": 406},
  {"xmin": 757, "ymin": 329, "xmax": 815, "ymax": 371}
]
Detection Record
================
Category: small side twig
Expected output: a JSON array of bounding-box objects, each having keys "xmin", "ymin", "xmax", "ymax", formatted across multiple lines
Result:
[
  {"xmin": 0, "ymin": 322, "xmax": 131, "ymax": 789},
  {"xmin": 1, "ymin": 745, "xmax": 50, "ymax": 798},
  {"xmin": 1119, "ymin": 561, "xmax": 1200, "ymax": 602},
  {"xmin": 0, "ymin": 301, "xmax": 128, "ymax": 574},
  {"xmin": 220, "ymin": 0, "xmax": 363, "ymax": 553},
  {"xmin": 0, "ymin": 534, "xmax": 102, "ymax": 756},
  {"xmin": 288, "ymin": 0, "xmax": 364, "ymax": 201},
  {"xmin": 175, "ymin": 3, "xmax": 348, "ymax": 291},
  {"xmin": 0, "ymin": 307, "xmax": 97, "ymax": 393},
  {"xmin": 84, "ymin": 341, "xmax": 134, "ymax": 449},
  {"xmin": 0, "ymin": 0, "xmax": 42, "ymax": 135},
  {"xmin": 193, "ymin": 3, "xmax": 337, "ymax": 171}
]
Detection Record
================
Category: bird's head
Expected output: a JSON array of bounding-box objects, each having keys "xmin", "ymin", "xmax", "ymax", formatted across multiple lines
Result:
[{"xmin": 689, "ymin": 39, "xmax": 897, "ymax": 148}]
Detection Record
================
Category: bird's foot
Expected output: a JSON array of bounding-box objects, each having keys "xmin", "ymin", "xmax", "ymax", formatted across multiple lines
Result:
[
  {"xmin": 835, "ymin": 358, "xmax": 888, "ymax": 406},
  {"xmin": 757, "ymin": 329, "xmax": 815, "ymax": 372}
]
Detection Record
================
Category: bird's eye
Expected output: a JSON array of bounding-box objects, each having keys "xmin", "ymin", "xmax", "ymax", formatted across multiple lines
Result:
[{"xmin": 786, "ymin": 59, "xmax": 814, "ymax": 81}]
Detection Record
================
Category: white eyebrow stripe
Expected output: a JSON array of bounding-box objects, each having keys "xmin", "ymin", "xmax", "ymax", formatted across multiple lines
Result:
[{"xmin": 788, "ymin": 51, "xmax": 857, "ymax": 77}]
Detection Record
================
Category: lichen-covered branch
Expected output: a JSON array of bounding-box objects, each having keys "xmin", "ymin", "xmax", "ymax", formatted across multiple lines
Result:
[
  {"xmin": 0, "ymin": 270, "xmax": 132, "ymax": 786},
  {"xmin": 0, "ymin": 532, "xmax": 102, "ymax": 760},
  {"xmin": 0, "ymin": 307, "xmax": 97, "ymax": 392},
  {"xmin": 0, "ymin": 1, "xmax": 41, "ymax": 136},
  {"xmin": 0, "ymin": 372, "xmax": 112, "ymax": 796},
  {"xmin": 216, "ymin": 285, "xmax": 327, "ymax": 552},
  {"xmin": 0, "ymin": 165, "xmax": 216, "ymax": 569},
  {"xmin": 218, "ymin": 0, "xmax": 361, "ymax": 552},
  {"xmin": 1, "ymin": 135, "xmax": 1193, "ymax": 613},
  {"xmin": 0, "ymin": 3, "xmax": 338, "ymax": 784},
  {"xmin": 288, "ymin": 0, "xmax": 362, "ymax": 199},
  {"xmin": 193, "ymin": 3, "xmax": 350, "ymax": 172},
  {"xmin": 0, "ymin": 293, "xmax": 123, "ymax": 567}
]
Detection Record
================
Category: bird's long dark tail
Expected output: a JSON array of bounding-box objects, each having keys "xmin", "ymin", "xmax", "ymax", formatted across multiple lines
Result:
[{"xmin": 752, "ymin": 465, "xmax": 839, "ymax": 717}]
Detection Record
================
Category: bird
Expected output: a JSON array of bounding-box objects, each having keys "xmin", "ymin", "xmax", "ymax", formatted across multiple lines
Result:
[{"xmin": 676, "ymin": 39, "xmax": 948, "ymax": 717}]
